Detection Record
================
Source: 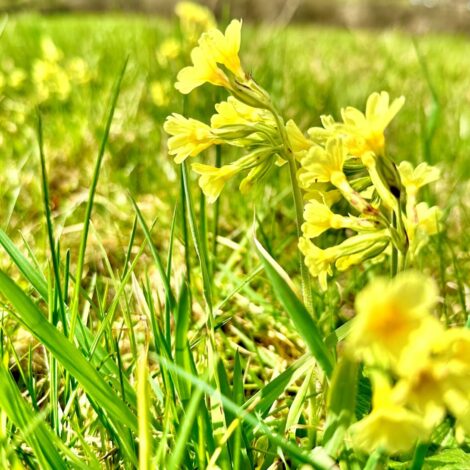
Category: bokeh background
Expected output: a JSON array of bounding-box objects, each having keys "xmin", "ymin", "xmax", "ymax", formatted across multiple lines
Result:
[{"xmin": 2, "ymin": 0, "xmax": 470, "ymax": 32}]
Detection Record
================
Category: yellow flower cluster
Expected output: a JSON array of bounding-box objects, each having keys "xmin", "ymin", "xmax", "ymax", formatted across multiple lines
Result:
[
  {"xmin": 164, "ymin": 18, "xmax": 292, "ymax": 202},
  {"xmin": 346, "ymin": 272, "xmax": 470, "ymax": 455},
  {"xmin": 296, "ymin": 92, "xmax": 441, "ymax": 289},
  {"xmin": 32, "ymin": 37, "xmax": 91, "ymax": 103}
]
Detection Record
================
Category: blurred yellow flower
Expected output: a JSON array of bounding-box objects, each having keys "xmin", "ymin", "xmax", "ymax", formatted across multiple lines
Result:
[
  {"xmin": 41, "ymin": 37, "xmax": 63, "ymax": 62},
  {"xmin": 156, "ymin": 38, "xmax": 181, "ymax": 66},
  {"xmin": 175, "ymin": 1, "xmax": 216, "ymax": 44},
  {"xmin": 150, "ymin": 81, "xmax": 170, "ymax": 107},
  {"xmin": 163, "ymin": 113, "xmax": 221, "ymax": 163},
  {"xmin": 66, "ymin": 57, "xmax": 91, "ymax": 85},
  {"xmin": 350, "ymin": 377, "xmax": 428, "ymax": 455},
  {"xmin": 347, "ymin": 271, "xmax": 438, "ymax": 367},
  {"xmin": 397, "ymin": 327, "xmax": 470, "ymax": 432}
]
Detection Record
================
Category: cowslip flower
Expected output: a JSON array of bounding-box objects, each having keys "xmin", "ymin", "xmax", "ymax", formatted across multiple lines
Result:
[
  {"xmin": 192, "ymin": 163, "xmax": 240, "ymax": 203},
  {"xmin": 298, "ymin": 237, "xmax": 337, "ymax": 291},
  {"xmin": 163, "ymin": 113, "xmax": 222, "ymax": 163},
  {"xmin": 350, "ymin": 376, "xmax": 429, "ymax": 455},
  {"xmin": 199, "ymin": 19, "xmax": 244, "ymax": 78},
  {"xmin": 396, "ymin": 327, "xmax": 470, "ymax": 432},
  {"xmin": 299, "ymin": 138, "xmax": 375, "ymax": 214},
  {"xmin": 398, "ymin": 161, "xmax": 440, "ymax": 197},
  {"xmin": 301, "ymin": 199, "xmax": 378, "ymax": 239},
  {"xmin": 347, "ymin": 271, "xmax": 438, "ymax": 368},
  {"xmin": 175, "ymin": 1, "xmax": 216, "ymax": 44},
  {"xmin": 191, "ymin": 146, "xmax": 277, "ymax": 202},
  {"xmin": 210, "ymin": 96, "xmax": 274, "ymax": 129},
  {"xmin": 309, "ymin": 91, "xmax": 405, "ymax": 159},
  {"xmin": 175, "ymin": 20, "xmax": 244, "ymax": 94}
]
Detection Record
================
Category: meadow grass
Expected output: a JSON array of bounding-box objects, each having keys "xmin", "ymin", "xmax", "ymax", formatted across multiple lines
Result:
[{"xmin": 0, "ymin": 12, "xmax": 469, "ymax": 469}]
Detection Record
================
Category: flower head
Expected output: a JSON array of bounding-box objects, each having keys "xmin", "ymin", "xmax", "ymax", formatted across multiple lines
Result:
[
  {"xmin": 347, "ymin": 271, "xmax": 438, "ymax": 367},
  {"xmin": 298, "ymin": 237, "xmax": 337, "ymax": 291},
  {"xmin": 350, "ymin": 377, "xmax": 428, "ymax": 455},
  {"xmin": 192, "ymin": 163, "xmax": 240, "ymax": 203},
  {"xmin": 398, "ymin": 161, "xmax": 440, "ymax": 197},
  {"xmin": 199, "ymin": 19, "xmax": 244, "ymax": 78},
  {"xmin": 163, "ymin": 113, "xmax": 221, "ymax": 163},
  {"xmin": 309, "ymin": 91, "xmax": 404, "ymax": 159},
  {"xmin": 175, "ymin": 45, "xmax": 231, "ymax": 94}
]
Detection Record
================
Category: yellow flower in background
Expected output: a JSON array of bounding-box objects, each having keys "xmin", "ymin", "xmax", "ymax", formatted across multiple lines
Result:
[
  {"xmin": 150, "ymin": 81, "xmax": 170, "ymax": 107},
  {"xmin": 175, "ymin": 1, "xmax": 216, "ymax": 44},
  {"xmin": 8, "ymin": 68, "xmax": 27, "ymax": 89},
  {"xmin": 298, "ymin": 237, "xmax": 337, "ymax": 291},
  {"xmin": 347, "ymin": 271, "xmax": 438, "ymax": 367},
  {"xmin": 33, "ymin": 60, "xmax": 71, "ymax": 102},
  {"xmin": 175, "ymin": 45, "xmax": 231, "ymax": 94},
  {"xmin": 41, "ymin": 37, "xmax": 63, "ymax": 62},
  {"xmin": 66, "ymin": 57, "xmax": 91, "ymax": 85},
  {"xmin": 192, "ymin": 163, "xmax": 240, "ymax": 203},
  {"xmin": 156, "ymin": 38, "xmax": 181, "ymax": 66},
  {"xmin": 350, "ymin": 376, "xmax": 429, "ymax": 455},
  {"xmin": 163, "ymin": 113, "xmax": 221, "ymax": 163},
  {"xmin": 199, "ymin": 20, "xmax": 244, "ymax": 78},
  {"xmin": 398, "ymin": 161, "xmax": 440, "ymax": 197}
]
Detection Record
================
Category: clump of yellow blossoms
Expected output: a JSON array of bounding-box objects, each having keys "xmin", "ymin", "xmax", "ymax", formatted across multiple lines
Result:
[
  {"xmin": 164, "ymin": 17, "xmax": 293, "ymax": 204},
  {"xmin": 297, "ymin": 91, "xmax": 441, "ymax": 290},
  {"xmin": 33, "ymin": 37, "xmax": 91, "ymax": 103},
  {"xmin": 346, "ymin": 271, "xmax": 470, "ymax": 455}
]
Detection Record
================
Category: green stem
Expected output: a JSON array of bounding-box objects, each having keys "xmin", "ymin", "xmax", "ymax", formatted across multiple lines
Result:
[
  {"xmin": 410, "ymin": 442, "xmax": 428, "ymax": 470},
  {"xmin": 270, "ymin": 108, "xmax": 313, "ymax": 313}
]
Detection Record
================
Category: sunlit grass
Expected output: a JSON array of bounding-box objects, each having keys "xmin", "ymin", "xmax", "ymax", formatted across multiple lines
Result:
[{"xmin": 0, "ymin": 10, "xmax": 468, "ymax": 469}]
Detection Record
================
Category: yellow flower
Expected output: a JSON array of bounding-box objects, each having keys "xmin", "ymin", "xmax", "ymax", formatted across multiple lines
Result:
[
  {"xmin": 66, "ymin": 57, "xmax": 91, "ymax": 85},
  {"xmin": 192, "ymin": 163, "xmax": 240, "ymax": 203},
  {"xmin": 298, "ymin": 138, "xmax": 348, "ymax": 189},
  {"xmin": 199, "ymin": 19, "xmax": 244, "ymax": 78},
  {"xmin": 347, "ymin": 271, "xmax": 438, "ymax": 367},
  {"xmin": 398, "ymin": 161, "xmax": 440, "ymax": 195},
  {"xmin": 396, "ymin": 327, "xmax": 470, "ymax": 431},
  {"xmin": 175, "ymin": 45, "xmax": 231, "ymax": 94},
  {"xmin": 298, "ymin": 237, "xmax": 337, "ymax": 291},
  {"xmin": 285, "ymin": 119, "xmax": 314, "ymax": 156},
  {"xmin": 175, "ymin": 1, "xmax": 216, "ymax": 44},
  {"xmin": 301, "ymin": 199, "xmax": 377, "ymax": 239},
  {"xmin": 299, "ymin": 138, "xmax": 376, "ymax": 215},
  {"xmin": 163, "ymin": 114, "xmax": 221, "ymax": 163},
  {"xmin": 150, "ymin": 81, "xmax": 170, "ymax": 107},
  {"xmin": 309, "ymin": 91, "xmax": 404, "ymax": 158},
  {"xmin": 41, "ymin": 37, "xmax": 63, "ymax": 62},
  {"xmin": 350, "ymin": 377, "xmax": 428, "ymax": 455},
  {"xmin": 210, "ymin": 96, "xmax": 273, "ymax": 129},
  {"xmin": 156, "ymin": 38, "xmax": 181, "ymax": 66}
]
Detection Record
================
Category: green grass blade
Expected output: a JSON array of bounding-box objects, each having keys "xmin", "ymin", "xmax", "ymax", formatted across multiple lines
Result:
[
  {"xmin": 254, "ymin": 235, "xmax": 334, "ymax": 377},
  {"xmin": 0, "ymin": 270, "xmax": 137, "ymax": 432},
  {"xmin": 69, "ymin": 57, "xmax": 128, "ymax": 339},
  {"xmin": 156, "ymin": 354, "xmax": 336, "ymax": 470},
  {"xmin": 0, "ymin": 362, "xmax": 67, "ymax": 469}
]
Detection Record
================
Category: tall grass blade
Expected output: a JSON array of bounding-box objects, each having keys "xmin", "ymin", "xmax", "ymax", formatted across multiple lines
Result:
[{"xmin": 254, "ymin": 235, "xmax": 334, "ymax": 377}]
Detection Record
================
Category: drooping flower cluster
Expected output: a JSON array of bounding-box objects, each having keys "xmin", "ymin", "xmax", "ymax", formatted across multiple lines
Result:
[
  {"xmin": 296, "ymin": 92, "xmax": 441, "ymax": 289},
  {"xmin": 346, "ymin": 272, "xmax": 470, "ymax": 455},
  {"xmin": 164, "ymin": 18, "xmax": 295, "ymax": 202}
]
